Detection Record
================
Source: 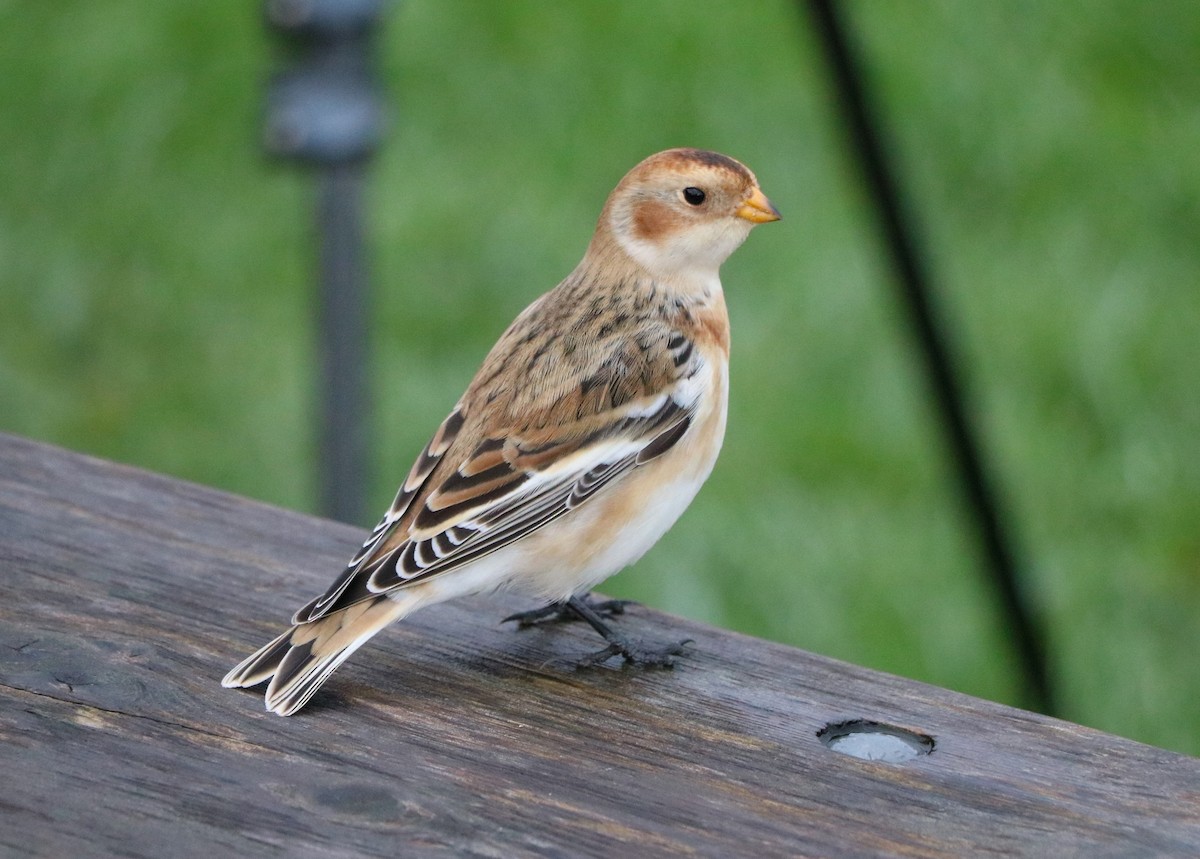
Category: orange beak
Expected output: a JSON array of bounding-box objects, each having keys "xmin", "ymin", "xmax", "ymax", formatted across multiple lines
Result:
[{"xmin": 735, "ymin": 187, "xmax": 782, "ymax": 223}]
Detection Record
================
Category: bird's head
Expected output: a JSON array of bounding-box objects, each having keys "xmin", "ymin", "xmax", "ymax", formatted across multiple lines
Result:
[{"xmin": 594, "ymin": 148, "xmax": 781, "ymax": 286}]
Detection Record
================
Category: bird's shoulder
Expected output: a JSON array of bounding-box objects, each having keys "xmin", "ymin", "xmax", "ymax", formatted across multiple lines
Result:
[{"xmin": 463, "ymin": 268, "xmax": 726, "ymax": 435}]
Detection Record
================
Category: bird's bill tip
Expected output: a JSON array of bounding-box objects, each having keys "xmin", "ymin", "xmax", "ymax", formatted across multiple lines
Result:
[{"xmin": 735, "ymin": 187, "xmax": 782, "ymax": 223}]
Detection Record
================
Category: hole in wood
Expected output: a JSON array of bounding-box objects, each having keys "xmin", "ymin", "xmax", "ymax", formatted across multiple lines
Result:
[{"xmin": 817, "ymin": 719, "xmax": 935, "ymax": 763}]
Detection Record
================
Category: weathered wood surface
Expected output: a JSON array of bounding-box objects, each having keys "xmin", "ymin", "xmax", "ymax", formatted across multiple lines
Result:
[{"xmin": 1, "ymin": 432, "xmax": 1198, "ymax": 858}]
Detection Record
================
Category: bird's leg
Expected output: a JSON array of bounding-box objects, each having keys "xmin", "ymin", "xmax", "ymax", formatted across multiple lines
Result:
[
  {"xmin": 565, "ymin": 595, "xmax": 692, "ymax": 668},
  {"xmin": 502, "ymin": 592, "xmax": 633, "ymax": 628}
]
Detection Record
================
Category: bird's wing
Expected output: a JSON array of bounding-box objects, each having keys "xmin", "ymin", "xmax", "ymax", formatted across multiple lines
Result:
[
  {"xmin": 292, "ymin": 324, "xmax": 704, "ymax": 624},
  {"xmin": 290, "ymin": 404, "xmax": 467, "ymax": 623}
]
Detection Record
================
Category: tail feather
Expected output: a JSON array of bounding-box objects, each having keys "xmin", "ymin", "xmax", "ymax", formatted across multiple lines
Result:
[
  {"xmin": 221, "ymin": 627, "xmax": 294, "ymax": 689},
  {"xmin": 222, "ymin": 596, "xmax": 410, "ymax": 716}
]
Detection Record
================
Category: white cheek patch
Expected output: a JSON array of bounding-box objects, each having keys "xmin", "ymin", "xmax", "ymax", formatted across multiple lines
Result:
[
  {"xmin": 613, "ymin": 218, "xmax": 668, "ymax": 274},
  {"xmin": 612, "ymin": 209, "xmax": 751, "ymax": 281}
]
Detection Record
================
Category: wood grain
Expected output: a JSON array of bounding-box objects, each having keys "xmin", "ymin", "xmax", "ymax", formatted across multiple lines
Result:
[{"xmin": 1, "ymin": 432, "xmax": 1197, "ymax": 857}]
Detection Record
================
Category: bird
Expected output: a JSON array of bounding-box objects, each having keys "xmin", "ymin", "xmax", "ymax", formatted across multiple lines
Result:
[{"xmin": 222, "ymin": 147, "xmax": 780, "ymax": 715}]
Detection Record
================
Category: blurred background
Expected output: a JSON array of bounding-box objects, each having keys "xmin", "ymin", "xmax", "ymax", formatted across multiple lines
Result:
[{"xmin": 2, "ymin": 2, "xmax": 1197, "ymax": 754}]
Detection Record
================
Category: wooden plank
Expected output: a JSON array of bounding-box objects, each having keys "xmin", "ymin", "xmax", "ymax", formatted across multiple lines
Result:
[{"xmin": 1, "ymin": 431, "xmax": 1198, "ymax": 857}]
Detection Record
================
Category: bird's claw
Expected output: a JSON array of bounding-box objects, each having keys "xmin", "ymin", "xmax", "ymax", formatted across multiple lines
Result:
[
  {"xmin": 503, "ymin": 596, "xmax": 633, "ymax": 628},
  {"xmin": 577, "ymin": 637, "xmax": 693, "ymax": 669}
]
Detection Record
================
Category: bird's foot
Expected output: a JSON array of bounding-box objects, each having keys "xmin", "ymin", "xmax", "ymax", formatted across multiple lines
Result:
[
  {"xmin": 506, "ymin": 594, "xmax": 689, "ymax": 669},
  {"xmin": 577, "ymin": 636, "xmax": 693, "ymax": 669},
  {"xmin": 502, "ymin": 594, "xmax": 634, "ymax": 629}
]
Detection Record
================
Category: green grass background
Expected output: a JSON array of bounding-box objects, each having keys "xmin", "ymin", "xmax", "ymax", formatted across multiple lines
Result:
[{"xmin": 2, "ymin": 2, "xmax": 1197, "ymax": 754}]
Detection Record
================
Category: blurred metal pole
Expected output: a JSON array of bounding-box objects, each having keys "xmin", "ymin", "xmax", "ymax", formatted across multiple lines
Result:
[
  {"xmin": 315, "ymin": 162, "xmax": 370, "ymax": 524},
  {"xmin": 801, "ymin": 0, "xmax": 1056, "ymax": 714},
  {"xmin": 264, "ymin": 0, "xmax": 386, "ymax": 524}
]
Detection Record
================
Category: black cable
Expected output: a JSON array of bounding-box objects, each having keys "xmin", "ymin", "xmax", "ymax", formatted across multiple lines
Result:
[{"xmin": 801, "ymin": 0, "xmax": 1055, "ymax": 714}]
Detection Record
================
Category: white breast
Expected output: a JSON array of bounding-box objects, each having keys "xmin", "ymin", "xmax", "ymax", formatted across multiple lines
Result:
[{"xmin": 518, "ymin": 354, "xmax": 729, "ymax": 600}]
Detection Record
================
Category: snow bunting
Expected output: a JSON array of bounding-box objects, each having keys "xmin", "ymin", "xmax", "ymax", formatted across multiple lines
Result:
[{"xmin": 223, "ymin": 148, "xmax": 780, "ymax": 715}]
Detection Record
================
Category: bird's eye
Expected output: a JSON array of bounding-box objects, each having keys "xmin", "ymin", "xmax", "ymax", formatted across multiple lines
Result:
[{"xmin": 682, "ymin": 187, "xmax": 706, "ymax": 206}]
